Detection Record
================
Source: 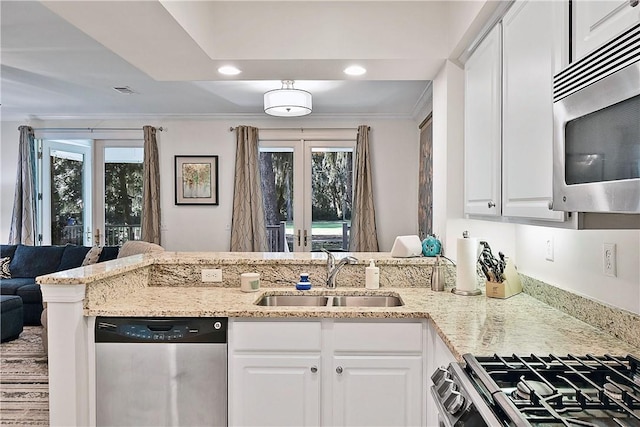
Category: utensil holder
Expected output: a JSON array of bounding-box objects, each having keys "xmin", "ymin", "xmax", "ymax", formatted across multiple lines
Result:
[{"xmin": 484, "ymin": 260, "xmax": 522, "ymax": 299}]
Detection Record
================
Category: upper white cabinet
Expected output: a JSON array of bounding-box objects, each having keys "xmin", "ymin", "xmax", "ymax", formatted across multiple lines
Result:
[
  {"xmin": 501, "ymin": 0, "xmax": 567, "ymax": 221},
  {"xmin": 574, "ymin": 0, "xmax": 640, "ymax": 60},
  {"xmin": 464, "ymin": 0, "xmax": 569, "ymax": 222},
  {"xmin": 464, "ymin": 24, "xmax": 502, "ymax": 217}
]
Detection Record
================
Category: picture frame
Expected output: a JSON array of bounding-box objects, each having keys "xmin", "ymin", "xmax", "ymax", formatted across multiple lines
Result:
[{"xmin": 175, "ymin": 155, "xmax": 219, "ymax": 205}]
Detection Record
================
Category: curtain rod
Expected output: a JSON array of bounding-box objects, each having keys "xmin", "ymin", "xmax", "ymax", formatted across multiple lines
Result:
[
  {"xmin": 30, "ymin": 126, "xmax": 164, "ymax": 132},
  {"xmin": 229, "ymin": 126, "xmax": 368, "ymax": 132}
]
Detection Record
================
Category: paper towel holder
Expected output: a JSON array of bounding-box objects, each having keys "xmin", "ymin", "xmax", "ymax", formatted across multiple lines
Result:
[{"xmin": 451, "ymin": 230, "xmax": 482, "ymax": 296}]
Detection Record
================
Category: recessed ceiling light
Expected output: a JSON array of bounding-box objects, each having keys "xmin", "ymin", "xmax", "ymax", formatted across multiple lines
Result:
[
  {"xmin": 344, "ymin": 65, "xmax": 366, "ymax": 76},
  {"xmin": 218, "ymin": 65, "xmax": 241, "ymax": 75}
]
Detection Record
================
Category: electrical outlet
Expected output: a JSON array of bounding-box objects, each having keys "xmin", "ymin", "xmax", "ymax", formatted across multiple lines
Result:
[
  {"xmin": 603, "ymin": 243, "xmax": 617, "ymax": 277},
  {"xmin": 202, "ymin": 269, "xmax": 223, "ymax": 282},
  {"xmin": 545, "ymin": 236, "xmax": 554, "ymax": 262}
]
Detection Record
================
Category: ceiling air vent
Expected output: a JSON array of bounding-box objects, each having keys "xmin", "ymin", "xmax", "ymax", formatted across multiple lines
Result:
[{"xmin": 112, "ymin": 86, "xmax": 136, "ymax": 95}]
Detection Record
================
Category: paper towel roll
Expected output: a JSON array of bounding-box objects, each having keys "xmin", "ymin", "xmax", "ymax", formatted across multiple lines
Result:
[{"xmin": 456, "ymin": 237, "xmax": 478, "ymax": 292}]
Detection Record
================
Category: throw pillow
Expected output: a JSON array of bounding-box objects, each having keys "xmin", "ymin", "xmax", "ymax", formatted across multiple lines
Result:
[
  {"xmin": 0, "ymin": 257, "xmax": 11, "ymax": 279},
  {"xmin": 117, "ymin": 241, "xmax": 164, "ymax": 259},
  {"xmin": 82, "ymin": 246, "xmax": 103, "ymax": 266}
]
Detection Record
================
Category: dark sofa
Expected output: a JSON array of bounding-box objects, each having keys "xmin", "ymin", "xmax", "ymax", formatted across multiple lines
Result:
[{"xmin": 0, "ymin": 244, "xmax": 119, "ymax": 325}]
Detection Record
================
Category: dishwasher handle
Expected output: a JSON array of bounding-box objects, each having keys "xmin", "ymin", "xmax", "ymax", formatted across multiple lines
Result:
[{"xmin": 95, "ymin": 317, "xmax": 227, "ymax": 344}]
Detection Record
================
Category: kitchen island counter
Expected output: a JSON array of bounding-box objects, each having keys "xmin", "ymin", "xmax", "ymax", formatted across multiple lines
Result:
[{"xmin": 38, "ymin": 252, "xmax": 640, "ymax": 426}]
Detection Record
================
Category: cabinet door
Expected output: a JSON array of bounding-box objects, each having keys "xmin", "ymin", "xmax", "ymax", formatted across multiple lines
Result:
[
  {"xmin": 574, "ymin": 0, "xmax": 640, "ymax": 60},
  {"xmin": 464, "ymin": 24, "xmax": 502, "ymax": 216},
  {"xmin": 230, "ymin": 354, "xmax": 321, "ymax": 427},
  {"xmin": 502, "ymin": 0, "xmax": 567, "ymax": 221},
  {"xmin": 330, "ymin": 356, "xmax": 422, "ymax": 427}
]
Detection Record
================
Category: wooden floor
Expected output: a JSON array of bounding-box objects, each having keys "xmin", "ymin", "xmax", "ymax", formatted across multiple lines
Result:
[{"xmin": 0, "ymin": 327, "xmax": 49, "ymax": 426}]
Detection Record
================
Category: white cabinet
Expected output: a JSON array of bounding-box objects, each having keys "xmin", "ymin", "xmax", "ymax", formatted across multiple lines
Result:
[
  {"xmin": 464, "ymin": 0, "xmax": 569, "ymax": 222},
  {"xmin": 502, "ymin": 0, "xmax": 567, "ymax": 221},
  {"xmin": 331, "ymin": 356, "xmax": 423, "ymax": 427},
  {"xmin": 231, "ymin": 355, "xmax": 321, "ymax": 426},
  {"xmin": 328, "ymin": 320, "xmax": 424, "ymax": 427},
  {"xmin": 574, "ymin": 0, "xmax": 640, "ymax": 60},
  {"xmin": 464, "ymin": 24, "xmax": 502, "ymax": 217},
  {"xmin": 228, "ymin": 319, "xmax": 425, "ymax": 427}
]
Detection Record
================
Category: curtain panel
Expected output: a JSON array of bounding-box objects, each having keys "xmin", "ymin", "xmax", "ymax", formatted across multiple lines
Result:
[
  {"xmin": 418, "ymin": 114, "xmax": 433, "ymax": 239},
  {"xmin": 9, "ymin": 126, "xmax": 37, "ymax": 245},
  {"xmin": 141, "ymin": 125, "xmax": 161, "ymax": 244},
  {"xmin": 349, "ymin": 125, "xmax": 379, "ymax": 252},
  {"xmin": 230, "ymin": 126, "xmax": 268, "ymax": 252}
]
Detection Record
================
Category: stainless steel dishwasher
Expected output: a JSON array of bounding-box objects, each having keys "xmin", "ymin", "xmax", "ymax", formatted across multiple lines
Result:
[{"xmin": 95, "ymin": 317, "xmax": 227, "ymax": 426}]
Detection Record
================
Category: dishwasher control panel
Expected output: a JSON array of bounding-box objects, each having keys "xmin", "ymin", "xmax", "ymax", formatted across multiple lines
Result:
[{"xmin": 95, "ymin": 317, "xmax": 227, "ymax": 343}]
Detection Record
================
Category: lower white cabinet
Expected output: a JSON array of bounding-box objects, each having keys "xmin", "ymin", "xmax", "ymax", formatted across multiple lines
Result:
[
  {"xmin": 331, "ymin": 356, "xmax": 423, "ymax": 427},
  {"xmin": 228, "ymin": 318, "xmax": 426, "ymax": 427},
  {"xmin": 231, "ymin": 354, "xmax": 322, "ymax": 426}
]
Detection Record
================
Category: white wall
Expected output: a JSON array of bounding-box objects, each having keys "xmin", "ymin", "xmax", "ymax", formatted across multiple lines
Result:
[
  {"xmin": 432, "ymin": 60, "xmax": 465, "ymax": 248},
  {"xmin": 0, "ymin": 117, "xmax": 419, "ymax": 252}
]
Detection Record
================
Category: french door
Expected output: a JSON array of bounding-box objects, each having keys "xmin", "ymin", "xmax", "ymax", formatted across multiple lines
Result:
[
  {"xmin": 40, "ymin": 139, "xmax": 92, "ymax": 246},
  {"xmin": 260, "ymin": 139, "xmax": 355, "ymax": 252},
  {"xmin": 93, "ymin": 140, "xmax": 144, "ymax": 246}
]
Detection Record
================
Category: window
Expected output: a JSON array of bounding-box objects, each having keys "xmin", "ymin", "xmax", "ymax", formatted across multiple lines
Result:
[
  {"xmin": 260, "ymin": 139, "xmax": 355, "ymax": 252},
  {"xmin": 39, "ymin": 139, "xmax": 92, "ymax": 246},
  {"xmin": 95, "ymin": 141, "xmax": 144, "ymax": 246}
]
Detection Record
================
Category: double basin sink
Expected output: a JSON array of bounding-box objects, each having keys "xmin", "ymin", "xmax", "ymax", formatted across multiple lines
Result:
[{"xmin": 256, "ymin": 294, "xmax": 403, "ymax": 307}]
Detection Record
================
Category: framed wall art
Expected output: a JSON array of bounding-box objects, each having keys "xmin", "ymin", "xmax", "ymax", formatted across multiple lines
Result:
[{"xmin": 175, "ymin": 155, "xmax": 219, "ymax": 205}]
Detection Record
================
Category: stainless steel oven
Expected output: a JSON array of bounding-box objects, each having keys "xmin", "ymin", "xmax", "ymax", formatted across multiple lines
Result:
[{"xmin": 553, "ymin": 22, "xmax": 639, "ymax": 214}]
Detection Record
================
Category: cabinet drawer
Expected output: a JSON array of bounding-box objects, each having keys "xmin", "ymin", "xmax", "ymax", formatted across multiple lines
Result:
[
  {"xmin": 333, "ymin": 321, "xmax": 423, "ymax": 353},
  {"xmin": 231, "ymin": 319, "xmax": 321, "ymax": 351}
]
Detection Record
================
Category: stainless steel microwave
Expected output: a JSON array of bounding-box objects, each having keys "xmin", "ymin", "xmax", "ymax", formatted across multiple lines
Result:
[{"xmin": 553, "ymin": 23, "xmax": 639, "ymax": 215}]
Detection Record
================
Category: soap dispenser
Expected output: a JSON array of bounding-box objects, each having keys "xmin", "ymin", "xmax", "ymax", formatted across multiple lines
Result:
[{"xmin": 365, "ymin": 259, "xmax": 380, "ymax": 289}]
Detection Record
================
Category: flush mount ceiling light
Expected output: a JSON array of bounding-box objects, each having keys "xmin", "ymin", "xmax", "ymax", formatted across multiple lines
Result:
[
  {"xmin": 218, "ymin": 65, "xmax": 241, "ymax": 75},
  {"xmin": 344, "ymin": 65, "xmax": 367, "ymax": 76},
  {"xmin": 264, "ymin": 80, "xmax": 312, "ymax": 117}
]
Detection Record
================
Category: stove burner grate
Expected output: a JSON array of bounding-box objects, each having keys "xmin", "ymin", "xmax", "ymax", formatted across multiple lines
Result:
[{"xmin": 463, "ymin": 353, "xmax": 640, "ymax": 426}]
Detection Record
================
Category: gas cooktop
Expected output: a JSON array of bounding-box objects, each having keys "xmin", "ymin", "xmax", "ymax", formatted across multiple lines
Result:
[{"xmin": 432, "ymin": 353, "xmax": 640, "ymax": 427}]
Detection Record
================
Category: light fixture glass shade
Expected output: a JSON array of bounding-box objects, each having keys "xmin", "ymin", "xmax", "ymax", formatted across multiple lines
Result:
[{"xmin": 264, "ymin": 80, "xmax": 312, "ymax": 117}]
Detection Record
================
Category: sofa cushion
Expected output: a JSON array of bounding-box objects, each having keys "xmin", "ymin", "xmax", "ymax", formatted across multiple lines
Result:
[
  {"xmin": 58, "ymin": 245, "xmax": 91, "ymax": 271},
  {"xmin": 98, "ymin": 246, "xmax": 120, "ymax": 262},
  {"xmin": 0, "ymin": 245, "xmax": 18, "ymax": 259},
  {"xmin": 9, "ymin": 245, "xmax": 66, "ymax": 278},
  {"xmin": 1, "ymin": 278, "xmax": 37, "ymax": 295},
  {"xmin": 15, "ymin": 283, "xmax": 43, "ymax": 304},
  {"xmin": 1, "ymin": 257, "xmax": 10, "ymax": 279}
]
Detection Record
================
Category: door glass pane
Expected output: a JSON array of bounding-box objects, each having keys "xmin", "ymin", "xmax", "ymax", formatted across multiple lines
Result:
[
  {"xmin": 50, "ymin": 150, "xmax": 84, "ymax": 245},
  {"xmin": 104, "ymin": 147, "xmax": 143, "ymax": 245},
  {"xmin": 311, "ymin": 148, "xmax": 353, "ymax": 251},
  {"xmin": 260, "ymin": 149, "xmax": 294, "ymax": 252}
]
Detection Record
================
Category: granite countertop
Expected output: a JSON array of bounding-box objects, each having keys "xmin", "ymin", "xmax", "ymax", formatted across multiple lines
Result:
[
  {"xmin": 84, "ymin": 284, "xmax": 640, "ymax": 360},
  {"xmin": 39, "ymin": 252, "xmax": 640, "ymax": 360}
]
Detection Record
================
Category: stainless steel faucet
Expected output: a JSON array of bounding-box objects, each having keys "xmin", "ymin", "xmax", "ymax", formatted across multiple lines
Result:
[{"xmin": 322, "ymin": 248, "xmax": 358, "ymax": 289}]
